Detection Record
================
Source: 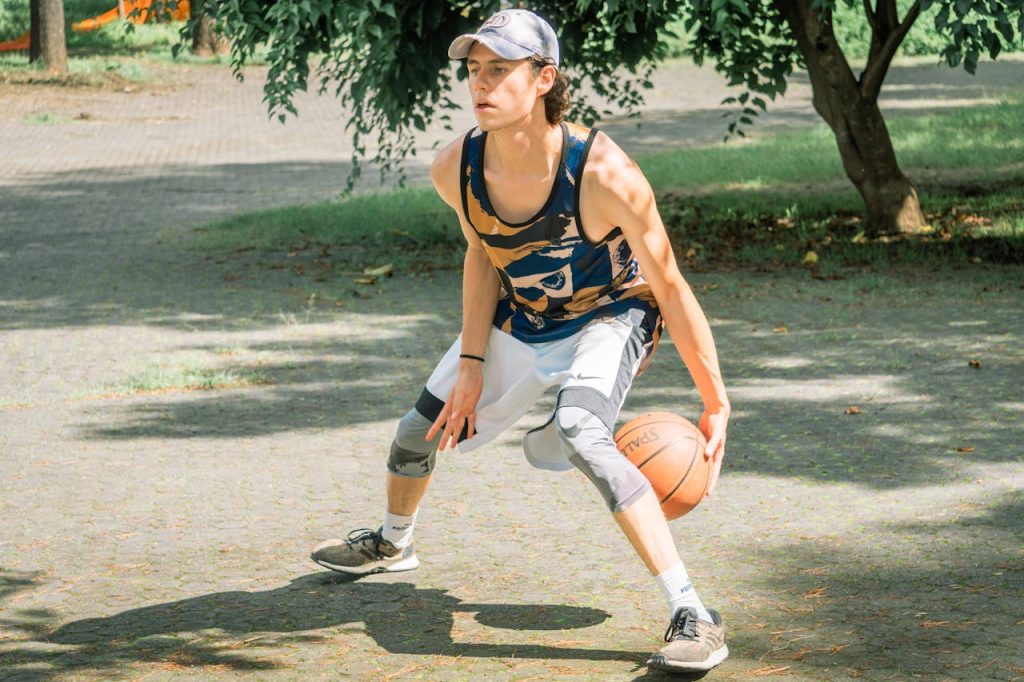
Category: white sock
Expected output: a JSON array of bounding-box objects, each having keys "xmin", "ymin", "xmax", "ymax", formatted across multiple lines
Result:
[
  {"xmin": 655, "ymin": 562, "xmax": 712, "ymax": 622},
  {"xmin": 381, "ymin": 509, "xmax": 417, "ymax": 550}
]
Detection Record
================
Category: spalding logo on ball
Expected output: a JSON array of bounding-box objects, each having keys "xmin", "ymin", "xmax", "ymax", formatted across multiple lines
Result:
[{"xmin": 615, "ymin": 412, "xmax": 711, "ymax": 520}]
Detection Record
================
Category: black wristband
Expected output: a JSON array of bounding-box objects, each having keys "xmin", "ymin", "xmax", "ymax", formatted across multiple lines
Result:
[{"xmin": 459, "ymin": 353, "xmax": 485, "ymax": 363}]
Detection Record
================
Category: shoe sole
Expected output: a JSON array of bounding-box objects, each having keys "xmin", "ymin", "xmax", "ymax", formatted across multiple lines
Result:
[
  {"xmin": 647, "ymin": 644, "xmax": 729, "ymax": 673},
  {"xmin": 311, "ymin": 554, "xmax": 420, "ymax": 575}
]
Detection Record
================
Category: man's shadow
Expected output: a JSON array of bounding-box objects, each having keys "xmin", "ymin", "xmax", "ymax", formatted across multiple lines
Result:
[{"xmin": 37, "ymin": 573, "xmax": 676, "ymax": 676}]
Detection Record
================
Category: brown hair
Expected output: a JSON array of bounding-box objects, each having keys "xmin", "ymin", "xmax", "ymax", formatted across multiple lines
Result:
[{"xmin": 528, "ymin": 56, "xmax": 571, "ymax": 125}]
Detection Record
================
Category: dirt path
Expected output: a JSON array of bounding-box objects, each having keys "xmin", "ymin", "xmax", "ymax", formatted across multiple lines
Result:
[{"xmin": 1, "ymin": 57, "xmax": 1023, "ymax": 681}]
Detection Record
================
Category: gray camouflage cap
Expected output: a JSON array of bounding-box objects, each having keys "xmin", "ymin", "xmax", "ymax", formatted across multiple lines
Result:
[{"xmin": 448, "ymin": 9, "xmax": 560, "ymax": 68}]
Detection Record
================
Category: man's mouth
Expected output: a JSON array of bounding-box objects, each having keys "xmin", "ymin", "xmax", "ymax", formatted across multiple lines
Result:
[{"xmin": 475, "ymin": 101, "xmax": 495, "ymax": 111}]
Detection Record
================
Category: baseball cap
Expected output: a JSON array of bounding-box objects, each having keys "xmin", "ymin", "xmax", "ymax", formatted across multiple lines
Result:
[{"xmin": 448, "ymin": 9, "xmax": 560, "ymax": 68}]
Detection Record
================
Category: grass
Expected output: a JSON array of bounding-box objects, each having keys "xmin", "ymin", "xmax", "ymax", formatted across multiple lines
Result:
[
  {"xmin": 87, "ymin": 360, "xmax": 270, "ymax": 398},
  {"xmin": 0, "ymin": 18, "xmax": 243, "ymax": 86},
  {"xmin": 200, "ymin": 189, "xmax": 465, "ymax": 273},
  {"xmin": 24, "ymin": 111, "xmax": 74, "ymax": 125},
  {"xmin": 0, "ymin": 51, "xmax": 150, "ymax": 86},
  {"xmin": 196, "ymin": 93, "xmax": 1024, "ymax": 274}
]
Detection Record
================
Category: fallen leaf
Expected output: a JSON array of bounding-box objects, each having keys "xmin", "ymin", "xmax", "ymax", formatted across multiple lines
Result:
[
  {"xmin": 803, "ymin": 586, "xmax": 829, "ymax": 599},
  {"xmin": 955, "ymin": 446, "xmax": 975, "ymax": 453},
  {"xmin": 851, "ymin": 231, "xmax": 866, "ymax": 244},
  {"xmin": 363, "ymin": 263, "xmax": 394, "ymax": 277},
  {"xmin": 752, "ymin": 665, "xmax": 792, "ymax": 676},
  {"xmin": 801, "ymin": 250, "xmax": 818, "ymax": 265},
  {"xmin": 968, "ymin": 359, "xmax": 982, "ymax": 369},
  {"xmin": 354, "ymin": 276, "xmax": 377, "ymax": 285},
  {"xmin": 685, "ymin": 247, "xmax": 697, "ymax": 259},
  {"xmin": 846, "ymin": 406, "xmax": 861, "ymax": 415},
  {"xmin": 773, "ymin": 326, "xmax": 788, "ymax": 334}
]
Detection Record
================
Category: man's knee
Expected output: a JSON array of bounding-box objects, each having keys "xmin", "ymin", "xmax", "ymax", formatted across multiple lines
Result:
[
  {"xmin": 554, "ymin": 406, "xmax": 650, "ymax": 513},
  {"xmin": 387, "ymin": 409, "xmax": 439, "ymax": 478}
]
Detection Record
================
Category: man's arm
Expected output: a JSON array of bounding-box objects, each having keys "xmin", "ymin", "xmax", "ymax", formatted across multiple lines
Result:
[
  {"xmin": 583, "ymin": 133, "xmax": 729, "ymax": 495},
  {"xmin": 425, "ymin": 136, "xmax": 500, "ymax": 450}
]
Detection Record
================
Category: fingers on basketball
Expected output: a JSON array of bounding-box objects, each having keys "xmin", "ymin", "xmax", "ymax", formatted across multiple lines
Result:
[{"xmin": 614, "ymin": 412, "xmax": 712, "ymax": 520}]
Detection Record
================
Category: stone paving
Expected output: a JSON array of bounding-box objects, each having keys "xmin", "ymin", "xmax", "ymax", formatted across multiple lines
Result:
[{"xmin": 1, "ymin": 57, "xmax": 1023, "ymax": 681}]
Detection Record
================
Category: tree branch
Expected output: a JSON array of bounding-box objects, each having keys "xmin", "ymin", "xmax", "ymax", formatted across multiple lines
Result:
[
  {"xmin": 859, "ymin": 0, "xmax": 921, "ymax": 101},
  {"xmin": 876, "ymin": 0, "xmax": 899, "ymax": 33},
  {"xmin": 862, "ymin": 0, "xmax": 878, "ymax": 32}
]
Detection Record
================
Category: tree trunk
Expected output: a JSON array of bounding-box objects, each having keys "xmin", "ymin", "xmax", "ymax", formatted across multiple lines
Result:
[
  {"xmin": 773, "ymin": 0, "xmax": 926, "ymax": 235},
  {"xmin": 117, "ymin": 0, "xmax": 125, "ymax": 19},
  {"xmin": 819, "ymin": 86, "xmax": 926, "ymax": 234},
  {"xmin": 29, "ymin": 0, "xmax": 41, "ymax": 62},
  {"xmin": 191, "ymin": 3, "xmax": 229, "ymax": 56},
  {"xmin": 36, "ymin": 0, "xmax": 67, "ymax": 75}
]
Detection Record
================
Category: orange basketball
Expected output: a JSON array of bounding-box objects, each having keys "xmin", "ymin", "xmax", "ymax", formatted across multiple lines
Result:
[{"xmin": 614, "ymin": 412, "xmax": 710, "ymax": 520}]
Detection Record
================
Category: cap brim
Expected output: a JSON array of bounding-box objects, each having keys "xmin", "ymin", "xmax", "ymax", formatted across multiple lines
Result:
[{"xmin": 447, "ymin": 33, "xmax": 535, "ymax": 62}]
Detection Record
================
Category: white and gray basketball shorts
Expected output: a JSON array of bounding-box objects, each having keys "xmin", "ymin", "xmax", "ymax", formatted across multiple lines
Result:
[{"xmin": 387, "ymin": 307, "xmax": 660, "ymax": 512}]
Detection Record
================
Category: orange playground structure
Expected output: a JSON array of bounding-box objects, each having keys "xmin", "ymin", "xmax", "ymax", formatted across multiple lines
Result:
[{"xmin": 0, "ymin": 0, "xmax": 190, "ymax": 52}]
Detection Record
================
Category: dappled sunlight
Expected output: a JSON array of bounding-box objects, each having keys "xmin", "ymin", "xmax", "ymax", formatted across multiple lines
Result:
[
  {"xmin": 727, "ymin": 374, "xmax": 918, "ymax": 403},
  {"xmin": 690, "ymin": 463, "xmax": 1023, "ymax": 675}
]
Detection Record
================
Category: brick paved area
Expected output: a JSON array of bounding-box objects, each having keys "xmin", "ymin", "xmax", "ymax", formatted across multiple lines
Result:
[{"xmin": 1, "ymin": 58, "xmax": 1022, "ymax": 681}]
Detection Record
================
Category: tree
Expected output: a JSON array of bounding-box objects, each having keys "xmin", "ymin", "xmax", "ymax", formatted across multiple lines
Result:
[
  {"xmin": 190, "ymin": 0, "xmax": 1023, "ymax": 232},
  {"xmin": 190, "ymin": 0, "xmax": 229, "ymax": 56},
  {"xmin": 30, "ymin": 0, "xmax": 67, "ymax": 75},
  {"xmin": 686, "ymin": 0, "xmax": 1024, "ymax": 233}
]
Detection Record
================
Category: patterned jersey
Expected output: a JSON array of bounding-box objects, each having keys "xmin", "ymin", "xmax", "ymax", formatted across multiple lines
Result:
[{"xmin": 460, "ymin": 121, "xmax": 658, "ymax": 343}]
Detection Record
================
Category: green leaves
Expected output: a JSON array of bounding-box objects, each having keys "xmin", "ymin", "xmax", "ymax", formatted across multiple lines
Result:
[
  {"xmin": 174, "ymin": 0, "xmax": 1022, "ymax": 188},
  {"xmin": 931, "ymin": 0, "xmax": 1024, "ymax": 74}
]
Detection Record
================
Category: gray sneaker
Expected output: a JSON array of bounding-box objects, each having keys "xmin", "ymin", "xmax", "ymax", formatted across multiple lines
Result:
[
  {"xmin": 310, "ymin": 527, "xmax": 419, "ymax": 575},
  {"xmin": 647, "ymin": 606, "xmax": 729, "ymax": 673}
]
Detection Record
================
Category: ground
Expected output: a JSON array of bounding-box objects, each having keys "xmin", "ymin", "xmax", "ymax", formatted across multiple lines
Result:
[{"xmin": 1, "ymin": 58, "xmax": 1023, "ymax": 681}]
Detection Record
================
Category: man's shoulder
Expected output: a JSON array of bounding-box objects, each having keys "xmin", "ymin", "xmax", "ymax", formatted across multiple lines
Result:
[
  {"xmin": 430, "ymin": 128, "xmax": 479, "ymax": 207},
  {"xmin": 431, "ymin": 130, "xmax": 472, "ymax": 175},
  {"xmin": 577, "ymin": 126, "xmax": 643, "ymax": 193}
]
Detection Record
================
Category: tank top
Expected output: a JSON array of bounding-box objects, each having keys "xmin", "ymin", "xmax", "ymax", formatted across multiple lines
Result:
[{"xmin": 460, "ymin": 121, "xmax": 658, "ymax": 344}]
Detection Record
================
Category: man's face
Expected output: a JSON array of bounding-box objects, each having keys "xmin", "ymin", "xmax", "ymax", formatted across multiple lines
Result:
[{"xmin": 466, "ymin": 43, "xmax": 549, "ymax": 131}]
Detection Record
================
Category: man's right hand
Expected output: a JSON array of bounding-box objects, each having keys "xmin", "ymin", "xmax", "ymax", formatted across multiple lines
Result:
[{"xmin": 426, "ymin": 362, "xmax": 484, "ymax": 451}]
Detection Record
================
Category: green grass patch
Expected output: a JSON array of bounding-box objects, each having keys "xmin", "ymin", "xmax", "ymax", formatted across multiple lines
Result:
[
  {"xmin": 89, "ymin": 361, "xmax": 270, "ymax": 398},
  {"xmin": 200, "ymin": 188, "xmax": 465, "ymax": 273},
  {"xmin": 23, "ymin": 111, "xmax": 74, "ymax": 125},
  {"xmin": 0, "ymin": 51, "xmax": 149, "ymax": 86},
  {"xmin": 197, "ymin": 94, "xmax": 1024, "ymax": 273}
]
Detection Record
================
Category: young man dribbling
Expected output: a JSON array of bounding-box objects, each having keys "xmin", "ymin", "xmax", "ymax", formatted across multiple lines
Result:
[{"xmin": 311, "ymin": 9, "xmax": 731, "ymax": 674}]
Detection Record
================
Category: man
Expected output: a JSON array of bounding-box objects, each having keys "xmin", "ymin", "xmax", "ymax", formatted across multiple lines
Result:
[{"xmin": 311, "ymin": 9, "xmax": 731, "ymax": 674}]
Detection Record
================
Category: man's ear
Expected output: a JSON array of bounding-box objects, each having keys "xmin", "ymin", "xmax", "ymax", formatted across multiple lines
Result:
[{"xmin": 537, "ymin": 64, "xmax": 556, "ymax": 96}]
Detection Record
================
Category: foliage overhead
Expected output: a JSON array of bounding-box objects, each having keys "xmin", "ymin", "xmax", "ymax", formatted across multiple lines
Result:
[
  {"xmin": 183, "ymin": 0, "xmax": 1024, "ymax": 189},
  {"xmin": 687, "ymin": 0, "xmax": 1024, "ymax": 138},
  {"xmin": 184, "ymin": 0, "xmax": 679, "ymax": 190}
]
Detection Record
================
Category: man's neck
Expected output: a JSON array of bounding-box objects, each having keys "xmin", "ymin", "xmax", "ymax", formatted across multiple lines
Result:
[{"xmin": 485, "ymin": 112, "xmax": 562, "ymax": 178}]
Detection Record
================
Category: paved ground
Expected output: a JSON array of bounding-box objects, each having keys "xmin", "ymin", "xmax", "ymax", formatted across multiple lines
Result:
[{"xmin": 1, "ymin": 56, "xmax": 1023, "ymax": 681}]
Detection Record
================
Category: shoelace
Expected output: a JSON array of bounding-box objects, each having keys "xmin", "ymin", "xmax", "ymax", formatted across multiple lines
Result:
[
  {"xmin": 345, "ymin": 528, "xmax": 380, "ymax": 549},
  {"xmin": 664, "ymin": 608, "xmax": 699, "ymax": 642}
]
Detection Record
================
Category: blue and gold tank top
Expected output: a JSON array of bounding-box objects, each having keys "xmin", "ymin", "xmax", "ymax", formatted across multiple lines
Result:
[{"xmin": 460, "ymin": 121, "xmax": 658, "ymax": 344}]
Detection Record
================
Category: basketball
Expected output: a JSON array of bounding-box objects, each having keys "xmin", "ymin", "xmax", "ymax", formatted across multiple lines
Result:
[{"xmin": 614, "ymin": 412, "xmax": 710, "ymax": 520}]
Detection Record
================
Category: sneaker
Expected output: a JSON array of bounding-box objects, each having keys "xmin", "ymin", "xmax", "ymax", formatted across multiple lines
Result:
[
  {"xmin": 647, "ymin": 606, "xmax": 729, "ymax": 673},
  {"xmin": 310, "ymin": 527, "xmax": 419, "ymax": 575}
]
